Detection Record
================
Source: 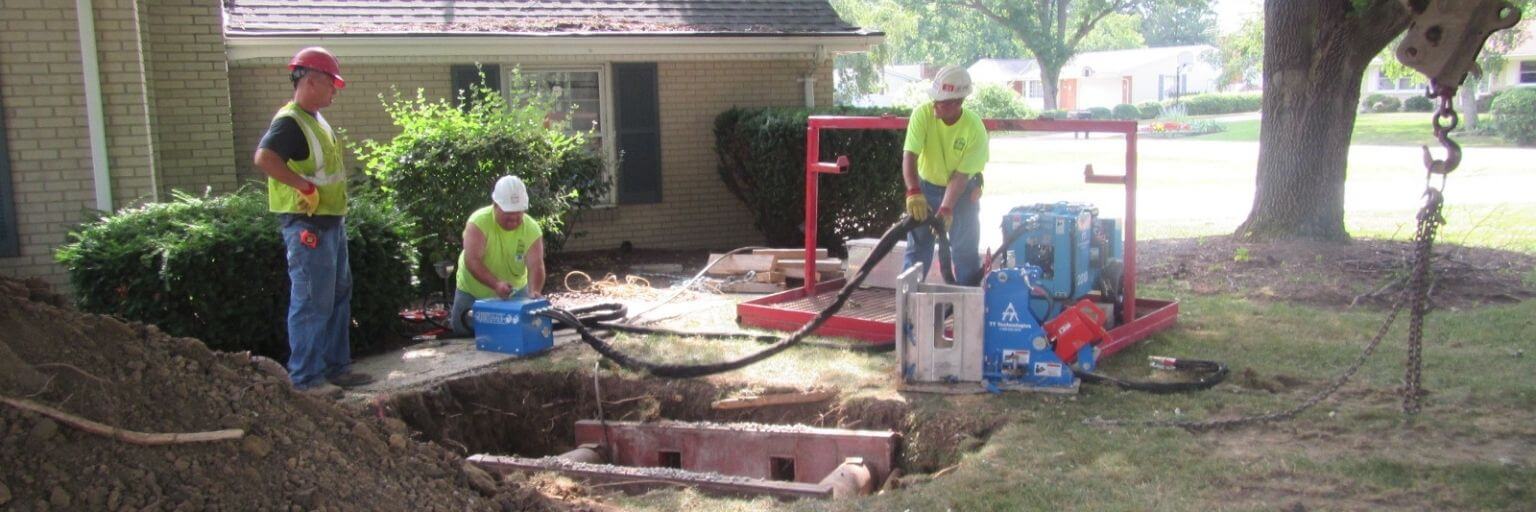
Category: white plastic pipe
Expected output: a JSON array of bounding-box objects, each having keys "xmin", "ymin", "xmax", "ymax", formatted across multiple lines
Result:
[{"xmin": 76, "ymin": 0, "xmax": 112, "ymax": 211}]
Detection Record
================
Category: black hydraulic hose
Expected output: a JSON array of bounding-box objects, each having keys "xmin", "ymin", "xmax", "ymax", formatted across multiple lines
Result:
[
  {"xmin": 1080, "ymin": 358, "xmax": 1229, "ymax": 394},
  {"xmin": 539, "ymin": 215, "xmax": 936, "ymax": 378}
]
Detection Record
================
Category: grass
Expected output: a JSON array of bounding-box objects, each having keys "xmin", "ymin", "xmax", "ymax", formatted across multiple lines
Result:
[{"xmin": 1193, "ymin": 113, "xmax": 1513, "ymax": 147}]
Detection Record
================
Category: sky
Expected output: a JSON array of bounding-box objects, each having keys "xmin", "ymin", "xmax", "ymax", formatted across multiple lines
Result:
[{"xmin": 1212, "ymin": 0, "xmax": 1262, "ymax": 34}]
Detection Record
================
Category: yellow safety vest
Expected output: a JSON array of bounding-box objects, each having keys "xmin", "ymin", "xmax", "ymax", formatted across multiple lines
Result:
[{"xmin": 268, "ymin": 102, "xmax": 347, "ymax": 215}]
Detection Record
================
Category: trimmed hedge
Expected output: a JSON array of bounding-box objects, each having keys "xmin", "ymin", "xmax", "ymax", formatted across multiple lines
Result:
[
  {"xmin": 1492, "ymin": 87, "xmax": 1536, "ymax": 146},
  {"xmin": 1137, "ymin": 101, "xmax": 1162, "ymax": 120},
  {"xmin": 1402, "ymin": 95, "xmax": 1435, "ymax": 112},
  {"xmin": 715, "ymin": 106, "xmax": 908, "ymax": 251},
  {"xmin": 1171, "ymin": 93, "xmax": 1263, "ymax": 115},
  {"xmin": 1086, "ymin": 106, "xmax": 1112, "ymax": 120},
  {"xmin": 1112, "ymin": 104, "xmax": 1140, "ymax": 120},
  {"xmin": 1362, "ymin": 93, "xmax": 1402, "ymax": 113},
  {"xmin": 55, "ymin": 188, "xmax": 417, "ymax": 360}
]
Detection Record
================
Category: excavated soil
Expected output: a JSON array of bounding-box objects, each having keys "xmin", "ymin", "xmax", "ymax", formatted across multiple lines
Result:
[
  {"xmin": 1139, "ymin": 237, "xmax": 1536, "ymax": 309},
  {"xmin": 0, "ymin": 277, "xmax": 555, "ymax": 512}
]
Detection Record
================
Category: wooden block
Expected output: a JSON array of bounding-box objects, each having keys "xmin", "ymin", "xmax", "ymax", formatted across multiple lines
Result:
[
  {"xmin": 753, "ymin": 248, "xmax": 828, "ymax": 260},
  {"xmin": 753, "ymin": 271, "xmax": 785, "ymax": 284},
  {"xmin": 706, "ymin": 254, "xmax": 777, "ymax": 276},
  {"xmin": 776, "ymin": 259, "xmax": 842, "ymax": 273},
  {"xmin": 780, "ymin": 267, "xmax": 823, "ymax": 280},
  {"xmin": 719, "ymin": 281, "xmax": 786, "ymax": 294}
]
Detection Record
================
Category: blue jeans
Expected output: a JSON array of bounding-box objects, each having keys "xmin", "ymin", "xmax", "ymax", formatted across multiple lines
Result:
[
  {"xmin": 904, "ymin": 177, "xmax": 982, "ymax": 286},
  {"xmin": 281, "ymin": 215, "xmax": 352, "ymax": 389},
  {"xmin": 450, "ymin": 287, "xmax": 527, "ymax": 337}
]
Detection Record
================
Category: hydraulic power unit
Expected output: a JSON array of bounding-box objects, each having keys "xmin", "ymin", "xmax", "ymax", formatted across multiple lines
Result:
[
  {"xmin": 1000, "ymin": 203, "xmax": 1123, "ymax": 321},
  {"xmin": 473, "ymin": 298, "xmax": 556, "ymax": 355}
]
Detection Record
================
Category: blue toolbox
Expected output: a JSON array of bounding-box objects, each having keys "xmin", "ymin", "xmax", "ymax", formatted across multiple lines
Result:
[{"xmin": 472, "ymin": 298, "xmax": 555, "ymax": 356}]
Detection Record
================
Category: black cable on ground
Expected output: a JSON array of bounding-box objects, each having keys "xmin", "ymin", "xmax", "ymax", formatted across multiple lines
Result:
[
  {"xmin": 1080, "ymin": 358, "xmax": 1229, "ymax": 394},
  {"xmin": 539, "ymin": 215, "xmax": 936, "ymax": 378}
]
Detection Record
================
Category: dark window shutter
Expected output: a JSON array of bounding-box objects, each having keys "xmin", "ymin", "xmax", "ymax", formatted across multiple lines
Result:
[
  {"xmin": 0, "ymin": 75, "xmax": 18, "ymax": 257},
  {"xmin": 452, "ymin": 64, "xmax": 501, "ymax": 110},
  {"xmin": 613, "ymin": 63, "xmax": 661, "ymax": 204}
]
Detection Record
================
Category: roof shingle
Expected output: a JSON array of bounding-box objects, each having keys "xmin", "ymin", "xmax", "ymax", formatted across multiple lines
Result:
[{"xmin": 224, "ymin": 0, "xmax": 866, "ymax": 36}]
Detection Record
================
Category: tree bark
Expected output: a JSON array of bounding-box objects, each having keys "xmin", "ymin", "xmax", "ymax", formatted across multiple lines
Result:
[
  {"xmin": 1041, "ymin": 65, "xmax": 1061, "ymax": 111},
  {"xmin": 1235, "ymin": 0, "xmax": 1410, "ymax": 242}
]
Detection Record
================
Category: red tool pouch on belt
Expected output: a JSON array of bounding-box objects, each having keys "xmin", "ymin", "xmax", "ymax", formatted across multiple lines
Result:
[{"xmin": 1044, "ymin": 299, "xmax": 1113, "ymax": 363}]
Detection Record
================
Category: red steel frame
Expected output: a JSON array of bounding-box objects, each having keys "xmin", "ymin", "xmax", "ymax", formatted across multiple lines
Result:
[{"xmin": 737, "ymin": 116, "xmax": 1177, "ymax": 355}]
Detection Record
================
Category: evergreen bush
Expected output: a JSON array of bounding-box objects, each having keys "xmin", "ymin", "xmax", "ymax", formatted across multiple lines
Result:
[
  {"xmin": 1402, "ymin": 95, "xmax": 1435, "ymax": 112},
  {"xmin": 715, "ymin": 106, "xmax": 909, "ymax": 251},
  {"xmin": 966, "ymin": 84, "xmax": 1037, "ymax": 120},
  {"xmin": 55, "ymin": 188, "xmax": 417, "ymax": 359},
  {"xmin": 1137, "ymin": 102, "xmax": 1162, "ymax": 119}
]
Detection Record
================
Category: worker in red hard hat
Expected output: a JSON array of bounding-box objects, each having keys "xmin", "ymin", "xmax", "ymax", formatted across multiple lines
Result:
[
  {"xmin": 902, "ymin": 65, "xmax": 990, "ymax": 286},
  {"xmin": 252, "ymin": 46, "xmax": 371, "ymax": 398}
]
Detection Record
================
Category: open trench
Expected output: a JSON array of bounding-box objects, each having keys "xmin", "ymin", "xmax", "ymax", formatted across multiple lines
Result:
[{"xmin": 380, "ymin": 369, "xmax": 1004, "ymax": 500}]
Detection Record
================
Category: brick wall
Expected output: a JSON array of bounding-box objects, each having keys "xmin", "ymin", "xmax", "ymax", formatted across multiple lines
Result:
[
  {"xmin": 0, "ymin": 0, "xmax": 233, "ymax": 287},
  {"xmin": 143, "ymin": 0, "xmax": 237, "ymax": 195},
  {"xmin": 228, "ymin": 55, "xmax": 833, "ymax": 253}
]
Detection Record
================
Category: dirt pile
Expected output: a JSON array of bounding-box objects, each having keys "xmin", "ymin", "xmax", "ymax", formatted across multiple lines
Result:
[{"xmin": 0, "ymin": 277, "xmax": 556, "ymax": 511}]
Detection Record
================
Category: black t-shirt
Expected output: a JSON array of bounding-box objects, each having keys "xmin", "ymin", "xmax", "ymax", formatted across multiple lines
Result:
[{"xmin": 258, "ymin": 116, "xmax": 309, "ymax": 162}]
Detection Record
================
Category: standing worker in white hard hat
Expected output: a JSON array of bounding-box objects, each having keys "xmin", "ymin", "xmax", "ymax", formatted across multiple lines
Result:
[
  {"xmin": 449, "ymin": 175, "xmax": 548, "ymax": 336},
  {"xmin": 253, "ymin": 47, "xmax": 374, "ymax": 397},
  {"xmin": 902, "ymin": 65, "xmax": 991, "ymax": 285}
]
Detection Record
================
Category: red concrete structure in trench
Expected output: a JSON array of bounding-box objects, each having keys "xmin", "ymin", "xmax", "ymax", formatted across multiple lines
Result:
[{"xmin": 573, "ymin": 420, "xmax": 898, "ymax": 485}]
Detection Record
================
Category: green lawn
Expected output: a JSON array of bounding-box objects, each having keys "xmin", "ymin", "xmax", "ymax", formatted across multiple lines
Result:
[{"xmin": 1194, "ymin": 113, "xmax": 1513, "ymax": 147}]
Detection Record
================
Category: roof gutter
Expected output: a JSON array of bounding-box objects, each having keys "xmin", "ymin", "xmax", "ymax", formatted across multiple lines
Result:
[
  {"xmin": 76, "ymin": 0, "xmax": 112, "ymax": 211},
  {"xmin": 225, "ymin": 33, "xmax": 884, "ymax": 61}
]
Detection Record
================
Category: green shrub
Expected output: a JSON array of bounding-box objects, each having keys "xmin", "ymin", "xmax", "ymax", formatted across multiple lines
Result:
[
  {"xmin": 1402, "ymin": 95, "xmax": 1435, "ymax": 112},
  {"xmin": 355, "ymin": 70, "xmax": 609, "ymax": 276},
  {"xmin": 1492, "ymin": 87, "xmax": 1536, "ymax": 146},
  {"xmin": 1174, "ymin": 93, "xmax": 1263, "ymax": 115},
  {"xmin": 1040, "ymin": 109, "xmax": 1070, "ymax": 120},
  {"xmin": 715, "ymin": 106, "xmax": 908, "ymax": 250},
  {"xmin": 1136, "ymin": 101, "xmax": 1162, "ymax": 120},
  {"xmin": 1111, "ymin": 104, "xmax": 1140, "ymax": 120},
  {"xmin": 55, "ymin": 188, "xmax": 417, "ymax": 359},
  {"xmin": 966, "ymin": 84, "xmax": 1037, "ymax": 120},
  {"xmin": 1362, "ymin": 93, "xmax": 1402, "ymax": 113},
  {"xmin": 1086, "ymin": 107, "xmax": 1112, "ymax": 120}
]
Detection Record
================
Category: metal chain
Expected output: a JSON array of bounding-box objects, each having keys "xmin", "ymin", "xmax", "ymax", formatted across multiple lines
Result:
[{"xmin": 1086, "ymin": 86, "xmax": 1459, "ymax": 431}]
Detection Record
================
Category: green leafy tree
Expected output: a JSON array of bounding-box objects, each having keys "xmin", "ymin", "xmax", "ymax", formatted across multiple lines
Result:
[
  {"xmin": 1138, "ymin": 0, "xmax": 1217, "ymax": 46},
  {"xmin": 1206, "ymin": 15, "xmax": 1263, "ymax": 89},
  {"xmin": 946, "ymin": 0, "xmax": 1148, "ymax": 110},
  {"xmin": 1078, "ymin": 13, "xmax": 1147, "ymax": 51},
  {"xmin": 832, "ymin": 0, "xmax": 1025, "ymax": 104}
]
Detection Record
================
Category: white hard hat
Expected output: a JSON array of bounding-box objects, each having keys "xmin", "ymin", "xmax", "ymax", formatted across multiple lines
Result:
[
  {"xmin": 491, "ymin": 175, "xmax": 529, "ymax": 212},
  {"xmin": 928, "ymin": 65, "xmax": 973, "ymax": 101}
]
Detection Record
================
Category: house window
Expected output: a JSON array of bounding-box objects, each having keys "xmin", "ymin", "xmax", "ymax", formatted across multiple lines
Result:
[
  {"xmin": 510, "ymin": 67, "xmax": 617, "ymax": 202},
  {"xmin": 0, "ymin": 79, "xmax": 17, "ymax": 257},
  {"xmin": 1024, "ymin": 80, "xmax": 1043, "ymax": 98},
  {"xmin": 1521, "ymin": 61, "xmax": 1536, "ymax": 84},
  {"xmin": 1376, "ymin": 73, "xmax": 1421, "ymax": 91}
]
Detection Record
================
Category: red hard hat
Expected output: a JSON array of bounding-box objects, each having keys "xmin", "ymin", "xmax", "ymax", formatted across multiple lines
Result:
[{"xmin": 288, "ymin": 47, "xmax": 345, "ymax": 89}]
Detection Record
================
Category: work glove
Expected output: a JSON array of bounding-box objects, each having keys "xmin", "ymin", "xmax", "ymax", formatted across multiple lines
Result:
[
  {"xmin": 297, "ymin": 181, "xmax": 320, "ymax": 216},
  {"xmin": 937, "ymin": 205, "xmax": 954, "ymax": 231},
  {"xmin": 905, "ymin": 189, "xmax": 930, "ymax": 221}
]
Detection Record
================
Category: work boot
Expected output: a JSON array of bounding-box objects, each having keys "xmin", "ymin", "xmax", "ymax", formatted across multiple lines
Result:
[
  {"xmin": 327, "ymin": 371, "xmax": 375, "ymax": 388},
  {"xmin": 298, "ymin": 381, "xmax": 344, "ymax": 399}
]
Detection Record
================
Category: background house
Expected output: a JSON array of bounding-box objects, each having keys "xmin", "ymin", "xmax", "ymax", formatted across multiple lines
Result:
[
  {"xmin": 0, "ymin": 0, "xmax": 881, "ymax": 287},
  {"xmin": 968, "ymin": 45, "xmax": 1219, "ymax": 111},
  {"xmin": 1362, "ymin": 22, "xmax": 1534, "ymax": 103}
]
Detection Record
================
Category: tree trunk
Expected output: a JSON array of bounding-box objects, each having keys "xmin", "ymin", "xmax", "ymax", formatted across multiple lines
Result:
[
  {"xmin": 1459, "ymin": 79, "xmax": 1479, "ymax": 131},
  {"xmin": 1041, "ymin": 66, "xmax": 1060, "ymax": 111},
  {"xmin": 1235, "ymin": 0, "xmax": 1409, "ymax": 242}
]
